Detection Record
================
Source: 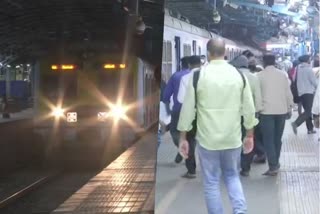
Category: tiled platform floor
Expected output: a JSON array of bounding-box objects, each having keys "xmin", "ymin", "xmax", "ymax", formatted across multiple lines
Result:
[
  {"xmin": 52, "ymin": 130, "xmax": 157, "ymax": 214},
  {"xmin": 0, "ymin": 108, "xmax": 33, "ymax": 123},
  {"xmin": 155, "ymin": 115, "xmax": 319, "ymax": 214}
]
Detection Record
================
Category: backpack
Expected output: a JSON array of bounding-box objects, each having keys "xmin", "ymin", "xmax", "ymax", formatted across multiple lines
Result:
[{"xmin": 188, "ymin": 67, "xmax": 246, "ymax": 137}]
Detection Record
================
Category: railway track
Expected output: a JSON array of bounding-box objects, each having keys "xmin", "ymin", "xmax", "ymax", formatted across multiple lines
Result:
[{"xmin": 0, "ymin": 170, "xmax": 61, "ymax": 210}]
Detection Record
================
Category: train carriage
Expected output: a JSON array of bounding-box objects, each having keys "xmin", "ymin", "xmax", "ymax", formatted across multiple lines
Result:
[
  {"xmin": 162, "ymin": 10, "xmax": 262, "ymax": 80},
  {"xmin": 33, "ymin": 49, "xmax": 159, "ymax": 158}
]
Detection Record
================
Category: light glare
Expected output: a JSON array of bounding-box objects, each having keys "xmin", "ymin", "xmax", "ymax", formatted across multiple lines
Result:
[
  {"xmin": 109, "ymin": 104, "xmax": 127, "ymax": 119},
  {"xmin": 52, "ymin": 107, "xmax": 65, "ymax": 118}
]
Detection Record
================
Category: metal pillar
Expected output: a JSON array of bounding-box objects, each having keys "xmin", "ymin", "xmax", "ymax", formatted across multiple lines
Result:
[
  {"xmin": 33, "ymin": 61, "xmax": 40, "ymax": 115},
  {"xmin": 5, "ymin": 67, "xmax": 10, "ymax": 98}
]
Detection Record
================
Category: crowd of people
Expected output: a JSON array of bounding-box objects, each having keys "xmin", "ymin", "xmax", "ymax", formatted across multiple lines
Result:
[{"xmin": 158, "ymin": 37, "xmax": 319, "ymax": 214}]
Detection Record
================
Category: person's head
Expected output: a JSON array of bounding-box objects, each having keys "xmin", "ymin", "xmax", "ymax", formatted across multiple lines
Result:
[
  {"xmin": 230, "ymin": 55, "xmax": 248, "ymax": 69},
  {"xmin": 262, "ymin": 53, "xmax": 276, "ymax": 68},
  {"xmin": 242, "ymin": 50, "xmax": 254, "ymax": 59},
  {"xmin": 207, "ymin": 38, "xmax": 226, "ymax": 60},
  {"xmin": 292, "ymin": 60, "xmax": 300, "ymax": 68},
  {"xmin": 188, "ymin": 55, "xmax": 201, "ymax": 69},
  {"xmin": 181, "ymin": 56, "xmax": 190, "ymax": 70},
  {"xmin": 298, "ymin": 55, "xmax": 311, "ymax": 64},
  {"xmin": 224, "ymin": 56, "xmax": 228, "ymax": 60},
  {"xmin": 248, "ymin": 58, "xmax": 257, "ymax": 72},
  {"xmin": 200, "ymin": 55, "xmax": 206, "ymax": 65}
]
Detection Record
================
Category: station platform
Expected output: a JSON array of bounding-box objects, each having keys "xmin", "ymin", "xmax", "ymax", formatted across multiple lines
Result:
[
  {"xmin": 155, "ymin": 116, "xmax": 319, "ymax": 214},
  {"xmin": 51, "ymin": 130, "xmax": 157, "ymax": 214},
  {"xmin": 0, "ymin": 108, "xmax": 33, "ymax": 123}
]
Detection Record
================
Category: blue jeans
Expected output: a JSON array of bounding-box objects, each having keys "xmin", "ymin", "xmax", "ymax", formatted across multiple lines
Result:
[{"xmin": 198, "ymin": 144, "xmax": 247, "ymax": 214}]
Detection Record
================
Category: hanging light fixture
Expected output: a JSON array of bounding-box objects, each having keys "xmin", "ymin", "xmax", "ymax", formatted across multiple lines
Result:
[
  {"xmin": 136, "ymin": 17, "xmax": 146, "ymax": 35},
  {"xmin": 212, "ymin": 0, "xmax": 221, "ymax": 24}
]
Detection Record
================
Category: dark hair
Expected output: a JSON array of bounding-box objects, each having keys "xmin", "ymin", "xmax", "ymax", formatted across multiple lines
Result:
[
  {"xmin": 298, "ymin": 55, "xmax": 310, "ymax": 63},
  {"xmin": 263, "ymin": 53, "xmax": 276, "ymax": 67},
  {"xmin": 242, "ymin": 50, "xmax": 254, "ymax": 58},
  {"xmin": 188, "ymin": 55, "xmax": 201, "ymax": 66},
  {"xmin": 224, "ymin": 56, "xmax": 228, "ymax": 60},
  {"xmin": 181, "ymin": 56, "xmax": 190, "ymax": 69},
  {"xmin": 293, "ymin": 60, "xmax": 300, "ymax": 68}
]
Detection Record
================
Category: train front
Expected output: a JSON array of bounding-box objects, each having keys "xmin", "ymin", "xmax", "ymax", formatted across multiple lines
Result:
[{"xmin": 33, "ymin": 52, "xmax": 146, "ymax": 154}]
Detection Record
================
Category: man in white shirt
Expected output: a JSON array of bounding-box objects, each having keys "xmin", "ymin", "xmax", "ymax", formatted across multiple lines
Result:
[
  {"xmin": 292, "ymin": 55, "xmax": 318, "ymax": 134},
  {"xmin": 177, "ymin": 55, "xmax": 202, "ymax": 178}
]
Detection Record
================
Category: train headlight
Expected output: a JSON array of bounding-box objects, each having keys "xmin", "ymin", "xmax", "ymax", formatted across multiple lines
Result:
[
  {"xmin": 109, "ymin": 104, "xmax": 127, "ymax": 120},
  {"xmin": 52, "ymin": 107, "xmax": 65, "ymax": 118}
]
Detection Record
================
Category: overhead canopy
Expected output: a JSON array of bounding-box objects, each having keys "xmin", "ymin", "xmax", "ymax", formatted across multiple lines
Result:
[{"xmin": 0, "ymin": 0, "xmax": 164, "ymax": 64}]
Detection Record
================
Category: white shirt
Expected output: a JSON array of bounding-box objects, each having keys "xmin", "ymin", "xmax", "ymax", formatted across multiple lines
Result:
[
  {"xmin": 257, "ymin": 65, "xmax": 294, "ymax": 114},
  {"xmin": 312, "ymin": 77, "xmax": 320, "ymax": 115},
  {"xmin": 177, "ymin": 67, "xmax": 201, "ymax": 103}
]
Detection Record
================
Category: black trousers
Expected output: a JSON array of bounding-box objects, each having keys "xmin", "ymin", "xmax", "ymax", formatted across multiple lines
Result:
[
  {"xmin": 240, "ymin": 116, "xmax": 265, "ymax": 171},
  {"xmin": 185, "ymin": 131, "xmax": 196, "ymax": 174},
  {"xmin": 294, "ymin": 94, "xmax": 314, "ymax": 131}
]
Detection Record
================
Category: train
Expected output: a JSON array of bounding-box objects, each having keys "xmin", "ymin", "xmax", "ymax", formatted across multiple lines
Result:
[
  {"xmin": 31, "ymin": 48, "xmax": 159, "ymax": 163},
  {"xmin": 161, "ymin": 9, "xmax": 263, "ymax": 82}
]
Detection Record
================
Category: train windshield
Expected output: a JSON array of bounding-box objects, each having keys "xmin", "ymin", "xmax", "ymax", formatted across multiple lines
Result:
[{"xmin": 41, "ymin": 73, "xmax": 77, "ymax": 102}]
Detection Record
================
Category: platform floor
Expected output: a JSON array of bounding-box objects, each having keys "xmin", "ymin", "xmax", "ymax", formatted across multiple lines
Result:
[
  {"xmin": 155, "ymin": 115, "xmax": 319, "ymax": 214},
  {"xmin": 51, "ymin": 130, "xmax": 157, "ymax": 214},
  {"xmin": 0, "ymin": 108, "xmax": 33, "ymax": 123}
]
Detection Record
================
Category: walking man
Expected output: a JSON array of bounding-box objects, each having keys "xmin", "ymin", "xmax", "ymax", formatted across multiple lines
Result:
[
  {"xmin": 291, "ymin": 55, "xmax": 318, "ymax": 134},
  {"xmin": 177, "ymin": 55, "xmax": 202, "ymax": 178},
  {"xmin": 257, "ymin": 53, "xmax": 294, "ymax": 176},
  {"xmin": 178, "ymin": 38, "xmax": 257, "ymax": 214},
  {"xmin": 163, "ymin": 56, "xmax": 191, "ymax": 163}
]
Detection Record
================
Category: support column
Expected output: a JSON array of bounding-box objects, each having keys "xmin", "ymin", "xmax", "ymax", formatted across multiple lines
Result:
[{"xmin": 5, "ymin": 67, "xmax": 10, "ymax": 99}]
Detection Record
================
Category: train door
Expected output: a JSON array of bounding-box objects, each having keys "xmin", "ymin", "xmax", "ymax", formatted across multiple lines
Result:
[
  {"xmin": 192, "ymin": 40, "xmax": 197, "ymax": 55},
  {"xmin": 174, "ymin": 36, "xmax": 181, "ymax": 72}
]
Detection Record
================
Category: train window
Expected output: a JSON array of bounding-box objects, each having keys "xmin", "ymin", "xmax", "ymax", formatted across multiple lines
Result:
[
  {"xmin": 183, "ymin": 44, "xmax": 187, "ymax": 57},
  {"xmin": 192, "ymin": 40, "xmax": 196, "ymax": 55},
  {"xmin": 161, "ymin": 41, "xmax": 173, "ymax": 82},
  {"xmin": 226, "ymin": 48, "xmax": 229, "ymax": 60},
  {"xmin": 162, "ymin": 41, "xmax": 167, "ymax": 82},
  {"xmin": 41, "ymin": 72, "xmax": 77, "ymax": 101},
  {"xmin": 183, "ymin": 44, "xmax": 192, "ymax": 57},
  {"xmin": 166, "ymin": 41, "xmax": 172, "ymax": 82}
]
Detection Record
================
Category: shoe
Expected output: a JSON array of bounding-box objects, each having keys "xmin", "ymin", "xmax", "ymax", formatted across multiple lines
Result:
[
  {"xmin": 181, "ymin": 172, "xmax": 196, "ymax": 179},
  {"xmin": 175, "ymin": 153, "xmax": 183, "ymax": 164},
  {"xmin": 262, "ymin": 169, "xmax": 278, "ymax": 176},
  {"xmin": 253, "ymin": 155, "xmax": 266, "ymax": 164},
  {"xmin": 240, "ymin": 170, "xmax": 250, "ymax": 177},
  {"xmin": 308, "ymin": 130, "xmax": 316, "ymax": 134},
  {"xmin": 291, "ymin": 122, "xmax": 297, "ymax": 135}
]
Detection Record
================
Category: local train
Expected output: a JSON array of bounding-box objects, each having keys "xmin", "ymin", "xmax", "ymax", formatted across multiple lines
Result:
[
  {"xmin": 161, "ymin": 9, "xmax": 263, "ymax": 81},
  {"xmin": 32, "ymin": 49, "xmax": 159, "ymax": 155}
]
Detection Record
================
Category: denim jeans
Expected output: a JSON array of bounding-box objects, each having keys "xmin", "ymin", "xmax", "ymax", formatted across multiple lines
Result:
[
  {"xmin": 260, "ymin": 114, "xmax": 286, "ymax": 170},
  {"xmin": 198, "ymin": 144, "xmax": 247, "ymax": 214},
  {"xmin": 157, "ymin": 129, "xmax": 161, "ymax": 149},
  {"xmin": 169, "ymin": 111, "xmax": 180, "ymax": 147}
]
